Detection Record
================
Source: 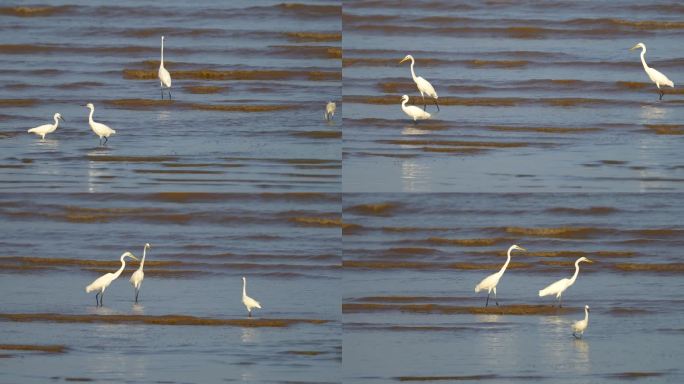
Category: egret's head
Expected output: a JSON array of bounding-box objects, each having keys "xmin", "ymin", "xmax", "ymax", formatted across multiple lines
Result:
[
  {"xmin": 144, "ymin": 243, "xmax": 151, "ymax": 249},
  {"xmin": 578, "ymin": 257, "xmax": 593, "ymax": 263},
  {"xmin": 123, "ymin": 251, "xmax": 139, "ymax": 261},
  {"xmin": 585, "ymin": 305, "xmax": 590, "ymax": 311},
  {"xmin": 511, "ymin": 244, "xmax": 526, "ymax": 252},
  {"xmin": 399, "ymin": 54, "xmax": 413, "ymax": 64},
  {"xmin": 630, "ymin": 42, "xmax": 645, "ymax": 51},
  {"xmin": 55, "ymin": 113, "xmax": 64, "ymax": 121},
  {"xmin": 86, "ymin": 103, "xmax": 94, "ymax": 109},
  {"xmin": 242, "ymin": 276, "xmax": 246, "ymax": 282},
  {"xmin": 161, "ymin": 35, "xmax": 165, "ymax": 41},
  {"xmin": 401, "ymin": 95, "xmax": 409, "ymax": 103}
]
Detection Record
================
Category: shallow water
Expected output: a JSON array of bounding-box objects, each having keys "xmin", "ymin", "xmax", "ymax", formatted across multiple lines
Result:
[
  {"xmin": 0, "ymin": 192, "xmax": 341, "ymax": 383},
  {"xmin": 342, "ymin": 0, "xmax": 684, "ymax": 192},
  {"xmin": 342, "ymin": 193, "xmax": 684, "ymax": 383},
  {"xmin": 0, "ymin": 0, "xmax": 341, "ymax": 192}
]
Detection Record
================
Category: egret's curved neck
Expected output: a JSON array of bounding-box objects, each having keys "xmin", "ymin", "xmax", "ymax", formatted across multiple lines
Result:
[
  {"xmin": 53, "ymin": 115, "xmax": 60, "ymax": 128},
  {"xmin": 409, "ymin": 57, "xmax": 417, "ymax": 82},
  {"xmin": 401, "ymin": 99, "xmax": 408, "ymax": 108},
  {"xmin": 112, "ymin": 255, "xmax": 127, "ymax": 280},
  {"xmin": 140, "ymin": 247, "xmax": 147, "ymax": 269},
  {"xmin": 640, "ymin": 47, "xmax": 649, "ymax": 71},
  {"xmin": 88, "ymin": 107, "xmax": 94, "ymax": 124},
  {"xmin": 569, "ymin": 259, "xmax": 582, "ymax": 285},
  {"xmin": 242, "ymin": 279, "xmax": 247, "ymax": 297},
  {"xmin": 498, "ymin": 247, "xmax": 513, "ymax": 275},
  {"xmin": 160, "ymin": 38, "xmax": 164, "ymax": 66},
  {"xmin": 584, "ymin": 307, "xmax": 589, "ymax": 321}
]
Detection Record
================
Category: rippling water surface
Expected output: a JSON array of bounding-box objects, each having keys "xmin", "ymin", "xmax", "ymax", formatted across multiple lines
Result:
[
  {"xmin": 0, "ymin": 0, "xmax": 341, "ymax": 192},
  {"xmin": 343, "ymin": 193, "xmax": 684, "ymax": 383},
  {"xmin": 342, "ymin": 1, "xmax": 684, "ymax": 192},
  {"xmin": 0, "ymin": 192, "xmax": 341, "ymax": 382}
]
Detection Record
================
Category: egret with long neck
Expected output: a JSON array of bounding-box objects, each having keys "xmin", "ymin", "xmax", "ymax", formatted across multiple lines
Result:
[
  {"xmin": 130, "ymin": 243, "xmax": 151, "ymax": 303},
  {"xmin": 27, "ymin": 113, "xmax": 64, "ymax": 140},
  {"xmin": 241, "ymin": 276, "xmax": 262, "ymax": 317},
  {"xmin": 159, "ymin": 36, "xmax": 172, "ymax": 99},
  {"xmin": 399, "ymin": 54, "xmax": 439, "ymax": 111},
  {"xmin": 539, "ymin": 257, "xmax": 593, "ymax": 307},
  {"xmin": 85, "ymin": 103, "xmax": 115, "ymax": 146},
  {"xmin": 572, "ymin": 305, "xmax": 590, "ymax": 339},
  {"xmin": 85, "ymin": 251, "xmax": 139, "ymax": 306},
  {"xmin": 474, "ymin": 244, "xmax": 526, "ymax": 307},
  {"xmin": 630, "ymin": 42, "xmax": 674, "ymax": 100}
]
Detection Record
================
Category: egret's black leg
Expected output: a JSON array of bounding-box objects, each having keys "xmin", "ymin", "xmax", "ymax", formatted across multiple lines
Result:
[
  {"xmin": 494, "ymin": 291, "xmax": 499, "ymax": 307},
  {"xmin": 135, "ymin": 289, "xmax": 139, "ymax": 303},
  {"xmin": 95, "ymin": 292, "xmax": 100, "ymax": 306},
  {"xmin": 659, "ymin": 90, "xmax": 664, "ymax": 100},
  {"xmin": 100, "ymin": 292, "xmax": 104, "ymax": 307},
  {"xmin": 485, "ymin": 293, "xmax": 490, "ymax": 307},
  {"xmin": 161, "ymin": 87, "xmax": 164, "ymax": 100},
  {"xmin": 104, "ymin": 136, "xmax": 108, "ymax": 145},
  {"xmin": 422, "ymin": 96, "xmax": 427, "ymax": 111},
  {"xmin": 434, "ymin": 98, "xmax": 440, "ymax": 111},
  {"xmin": 168, "ymin": 90, "xmax": 172, "ymax": 100},
  {"xmin": 248, "ymin": 311, "xmax": 252, "ymax": 318}
]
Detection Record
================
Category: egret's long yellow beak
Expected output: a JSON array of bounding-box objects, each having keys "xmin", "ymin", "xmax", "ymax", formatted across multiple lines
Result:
[
  {"xmin": 629, "ymin": 45, "xmax": 639, "ymax": 51},
  {"xmin": 399, "ymin": 57, "xmax": 408, "ymax": 64},
  {"xmin": 130, "ymin": 255, "xmax": 139, "ymax": 261},
  {"xmin": 585, "ymin": 258, "xmax": 593, "ymax": 263},
  {"xmin": 60, "ymin": 117, "xmax": 66, "ymax": 122},
  {"xmin": 518, "ymin": 247, "xmax": 527, "ymax": 251}
]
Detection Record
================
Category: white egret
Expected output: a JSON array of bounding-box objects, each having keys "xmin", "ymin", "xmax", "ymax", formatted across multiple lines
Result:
[
  {"xmin": 27, "ymin": 113, "xmax": 64, "ymax": 140},
  {"xmin": 474, "ymin": 244, "xmax": 526, "ymax": 307},
  {"xmin": 129, "ymin": 243, "xmax": 151, "ymax": 303},
  {"xmin": 401, "ymin": 95, "xmax": 431, "ymax": 122},
  {"xmin": 399, "ymin": 54, "xmax": 439, "ymax": 111},
  {"xmin": 630, "ymin": 43, "xmax": 674, "ymax": 100},
  {"xmin": 539, "ymin": 257, "xmax": 593, "ymax": 307},
  {"xmin": 85, "ymin": 103, "xmax": 115, "ymax": 145},
  {"xmin": 242, "ymin": 276, "xmax": 261, "ymax": 317},
  {"xmin": 572, "ymin": 305, "xmax": 590, "ymax": 339},
  {"xmin": 325, "ymin": 101, "xmax": 336, "ymax": 121},
  {"xmin": 85, "ymin": 251, "xmax": 139, "ymax": 307},
  {"xmin": 159, "ymin": 35, "xmax": 172, "ymax": 99}
]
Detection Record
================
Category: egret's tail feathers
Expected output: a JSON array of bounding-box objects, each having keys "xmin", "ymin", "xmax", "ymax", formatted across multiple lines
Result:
[
  {"xmin": 538, "ymin": 287, "xmax": 553, "ymax": 297},
  {"xmin": 85, "ymin": 284, "xmax": 96, "ymax": 293},
  {"xmin": 111, "ymin": 129, "xmax": 116, "ymax": 135},
  {"xmin": 27, "ymin": 128, "xmax": 36, "ymax": 133},
  {"xmin": 665, "ymin": 79, "xmax": 674, "ymax": 88},
  {"xmin": 255, "ymin": 302, "xmax": 262, "ymax": 309},
  {"xmin": 474, "ymin": 284, "xmax": 483, "ymax": 293}
]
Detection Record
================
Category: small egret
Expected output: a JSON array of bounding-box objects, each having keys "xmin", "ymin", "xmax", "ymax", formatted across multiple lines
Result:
[
  {"xmin": 399, "ymin": 54, "xmax": 439, "ymax": 111},
  {"xmin": 539, "ymin": 257, "xmax": 593, "ymax": 307},
  {"xmin": 474, "ymin": 244, "xmax": 526, "ymax": 307},
  {"xmin": 572, "ymin": 305, "xmax": 590, "ymax": 339},
  {"xmin": 129, "ymin": 243, "xmax": 151, "ymax": 303},
  {"xmin": 242, "ymin": 276, "xmax": 261, "ymax": 317},
  {"xmin": 401, "ymin": 95, "xmax": 431, "ymax": 122},
  {"xmin": 85, "ymin": 251, "xmax": 139, "ymax": 307},
  {"xmin": 85, "ymin": 103, "xmax": 115, "ymax": 145},
  {"xmin": 325, "ymin": 101, "xmax": 336, "ymax": 121},
  {"xmin": 630, "ymin": 43, "xmax": 674, "ymax": 100},
  {"xmin": 27, "ymin": 113, "xmax": 64, "ymax": 140},
  {"xmin": 159, "ymin": 35, "xmax": 172, "ymax": 99}
]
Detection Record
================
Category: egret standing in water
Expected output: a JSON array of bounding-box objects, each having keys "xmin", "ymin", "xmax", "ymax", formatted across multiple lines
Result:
[
  {"xmin": 130, "ymin": 243, "xmax": 151, "ymax": 303},
  {"xmin": 401, "ymin": 95, "xmax": 431, "ymax": 122},
  {"xmin": 399, "ymin": 54, "xmax": 439, "ymax": 111},
  {"xmin": 85, "ymin": 103, "xmax": 115, "ymax": 145},
  {"xmin": 241, "ymin": 276, "xmax": 261, "ymax": 317},
  {"xmin": 572, "ymin": 305, "xmax": 590, "ymax": 339},
  {"xmin": 474, "ymin": 244, "xmax": 526, "ymax": 307},
  {"xmin": 325, "ymin": 101, "xmax": 336, "ymax": 121},
  {"xmin": 539, "ymin": 256, "xmax": 593, "ymax": 307},
  {"xmin": 85, "ymin": 251, "xmax": 138, "ymax": 307},
  {"xmin": 159, "ymin": 35, "xmax": 172, "ymax": 99},
  {"xmin": 630, "ymin": 43, "xmax": 674, "ymax": 100},
  {"xmin": 27, "ymin": 113, "xmax": 64, "ymax": 140}
]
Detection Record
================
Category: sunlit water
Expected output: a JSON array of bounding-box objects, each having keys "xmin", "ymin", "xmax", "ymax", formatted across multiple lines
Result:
[
  {"xmin": 343, "ymin": 193, "xmax": 684, "ymax": 383},
  {"xmin": 342, "ymin": 0, "xmax": 684, "ymax": 192},
  {"xmin": 0, "ymin": 0, "xmax": 341, "ymax": 192}
]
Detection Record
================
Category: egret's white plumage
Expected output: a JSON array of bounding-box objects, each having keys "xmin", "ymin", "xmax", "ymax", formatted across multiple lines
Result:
[
  {"xmin": 572, "ymin": 305, "xmax": 590, "ymax": 339},
  {"xmin": 401, "ymin": 95, "xmax": 431, "ymax": 122},
  {"xmin": 399, "ymin": 54, "xmax": 439, "ymax": 111},
  {"xmin": 85, "ymin": 103, "xmax": 115, "ymax": 145},
  {"xmin": 27, "ymin": 113, "xmax": 64, "ymax": 140},
  {"xmin": 129, "ymin": 243, "xmax": 150, "ymax": 303},
  {"xmin": 242, "ymin": 276, "xmax": 261, "ymax": 317},
  {"xmin": 159, "ymin": 35, "xmax": 172, "ymax": 99},
  {"xmin": 630, "ymin": 43, "xmax": 674, "ymax": 100},
  {"xmin": 539, "ymin": 256, "xmax": 593, "ymax": 307},
  {"xmin": 325, "ymin": 101, "xmax": 336, "ymax": 121},
  {"xmin": 85, "ymin": 251, "xmax": 138, "ymax": 306},
  {"xmin": 474, "ymin": 244, "xmax": 526, "ymax": 307}
]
